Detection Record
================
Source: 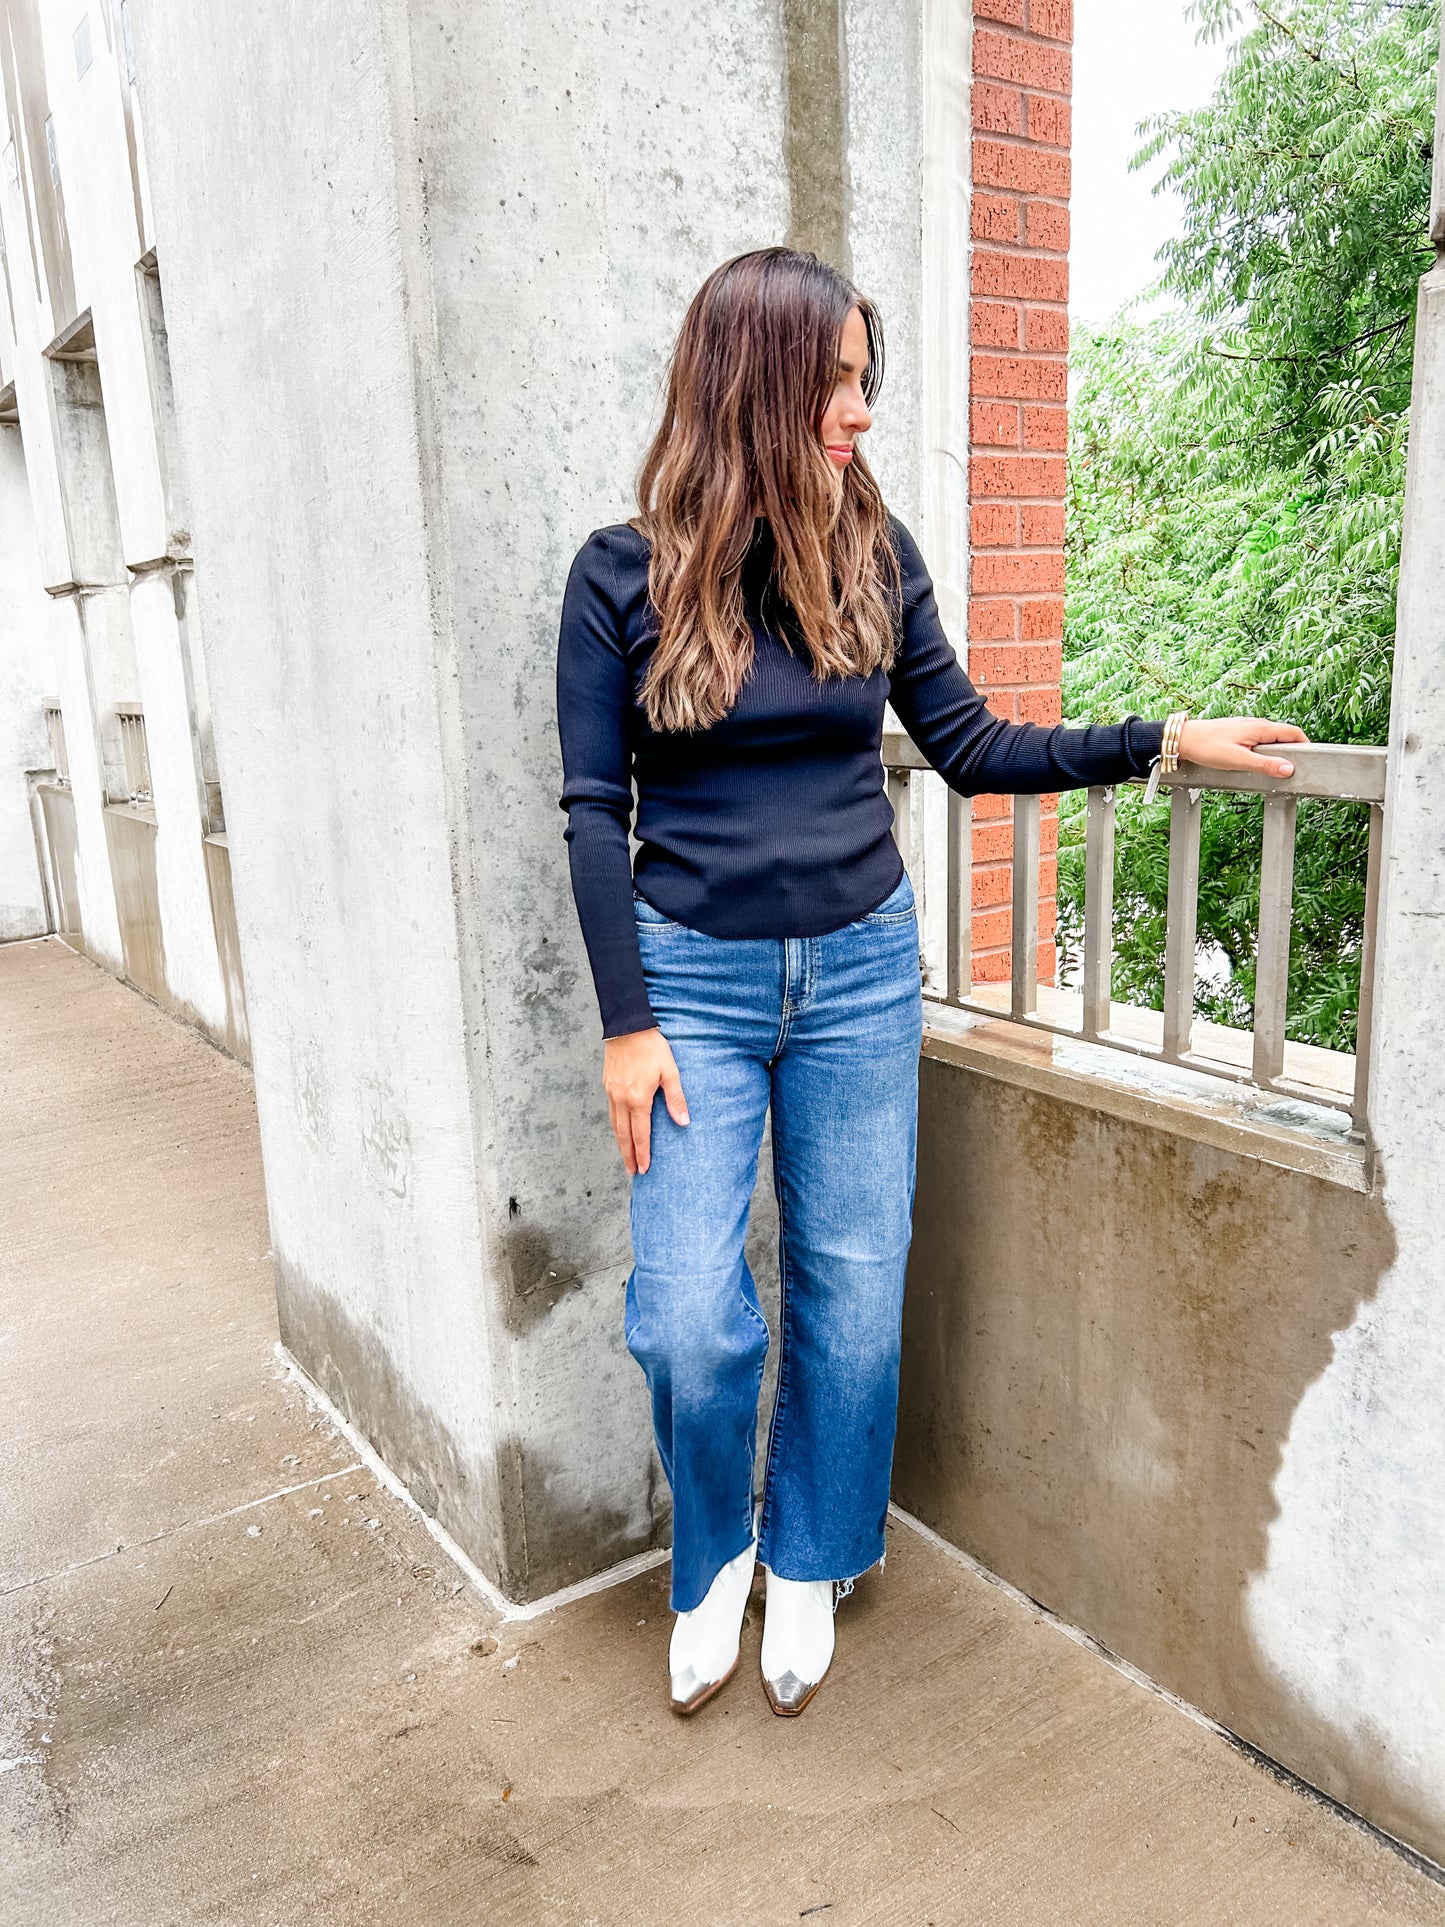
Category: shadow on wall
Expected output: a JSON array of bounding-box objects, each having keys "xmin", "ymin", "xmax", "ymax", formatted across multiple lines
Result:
[{"xmin": 889, "ymin": 1056, "xmax": 1427, "ymax": 1858}]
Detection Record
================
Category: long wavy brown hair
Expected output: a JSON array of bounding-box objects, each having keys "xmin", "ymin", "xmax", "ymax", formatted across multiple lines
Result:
[{"xmin": 632, "ymin": 247, "xmax": 900, "ymax": 734}]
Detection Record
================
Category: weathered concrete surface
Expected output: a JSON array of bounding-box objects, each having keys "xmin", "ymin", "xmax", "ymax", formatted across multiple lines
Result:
[
  {"xmin": 892, "ymin": 1022, "xmax": 1445, "ymax": 1865},
  {"xmin": 1232, "ymin": 88, "xmax": 1445, "ymax": 1874},
  {"xmin": 4, "ymin": 940, "xmax": 1444, "ymax": 1925}
]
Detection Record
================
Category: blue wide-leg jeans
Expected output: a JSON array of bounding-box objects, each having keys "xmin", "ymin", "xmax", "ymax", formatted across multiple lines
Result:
[{"xmin": 625, "ymin": 867, "xmax": 924, "ymax": 1613}]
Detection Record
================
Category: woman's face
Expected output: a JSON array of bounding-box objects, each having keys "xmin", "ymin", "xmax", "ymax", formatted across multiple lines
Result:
[{"xmin": 820, "ymin": 305, "xmax": 873, "ymax": 470}]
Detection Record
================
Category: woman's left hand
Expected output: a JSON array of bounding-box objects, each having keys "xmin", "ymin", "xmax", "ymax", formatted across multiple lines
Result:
[{"xmin": 1178, "ymin": 717, "xmax": 1310, "ymax": 780}]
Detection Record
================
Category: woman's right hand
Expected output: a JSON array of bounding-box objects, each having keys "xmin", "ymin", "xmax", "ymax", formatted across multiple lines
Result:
[{"xmin": 604, "ymin": 1027, "xmax": 690, "ymax": 1176}]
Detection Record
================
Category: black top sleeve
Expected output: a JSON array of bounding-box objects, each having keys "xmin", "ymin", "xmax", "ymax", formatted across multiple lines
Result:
[
  {"xmin": 555, "ymin": 529, "xmax": 658, "ymax": 1040},
  {"xmin": 885, "ymin": 516, "xmax": 1165, "ymax": 792},
  {"xmin": 556, "ymin": 516, "xmax": 1169, "ymax": 1044}
]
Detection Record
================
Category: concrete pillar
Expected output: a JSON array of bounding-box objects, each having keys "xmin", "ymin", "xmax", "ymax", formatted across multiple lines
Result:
[
  {"xmin": 0, "ymin": 418, "xmax": 52, "ymax": 938},
  {"xmin": 0, "ymin": 65, "xmax": 126, "ymax": 970},
  {"xmin": 44, "ymin": 4, "xmax": 232, "ymax": 1037},
  {"xmin": 130, "ymin": 0, "xmax": 947, "ymax": 1600},
  {"xmin": 1239, "ymin": 19, "xmax": 1445, "ymax": 1863}
]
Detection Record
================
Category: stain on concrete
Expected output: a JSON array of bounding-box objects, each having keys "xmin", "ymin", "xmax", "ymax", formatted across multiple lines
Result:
[
  {"xmin": 292, "ymin": 1038, "xmax": 331, "ymax": 1150},
  {"xmin": 894, "ymin": 1053, "xmax": 1415, "ymax": 1860},
  {"xmin": 274, "ymin": 1254, "xmax": 504, "ymax": 1581},
  {"xmin": 500, "ymin": 1214, "xmax": 583, "ymax": 1331},
  {"xmin": 360, "ymin": 1073, "xmax": 412, "ymax": 1200},
  {"xmin": 644, "ymin": 1446, "xmax": 667, "ymax": 1544},
  {"xmin": 489, "ymin": 1429, "xmax": 665, "ymax": 1603},
  {"xmin": 274, "ymin": 1251, "xmax": 662, "ymax": 1603},
  {"xmin": 514, "ymin": 927, "xmax": 578, "ymax": 1018},
  {"xmin": 781, "ymin": 0, "xmax": 851, "ymax": 274}
]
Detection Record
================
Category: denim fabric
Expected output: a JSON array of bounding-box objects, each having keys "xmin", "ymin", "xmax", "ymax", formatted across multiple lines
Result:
[{"xmin": 625, "ymin": 866, "xmax": 924, "ymax": 1612}]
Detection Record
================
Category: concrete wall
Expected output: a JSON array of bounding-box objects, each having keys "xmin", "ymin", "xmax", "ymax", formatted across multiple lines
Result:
[
  {"xmin": 414, "ymin": 5, "xmax": 797, "ymax": 1545},
  {"xmin": 128, "ymin": 0, "xmax": 514, "ymax": 1579},
  {"xmin": 128, "ymin": 0, "xmax": 960, "ymax": 1600},
  {"xmin": 890, "ymin": 1033, "xmax": 1433, "ymax": 1850}
]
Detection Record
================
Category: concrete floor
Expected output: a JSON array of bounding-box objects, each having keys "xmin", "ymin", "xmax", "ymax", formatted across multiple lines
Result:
[{"xmin": 3, "ymin": 937, "xmax": 1443, "ymax": 1927}]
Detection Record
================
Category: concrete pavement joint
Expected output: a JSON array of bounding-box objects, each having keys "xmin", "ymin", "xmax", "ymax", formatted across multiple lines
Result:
[
  {"xmin": 888, "ymin": 1502, "xmax": 1445, "ymax": 1889},
  {"xmin": 274, "ymin": 1343, "xmax": 671, "ymax": 1624},
  {"xmin": 1, "ymin": 1466, "xmax": 364, "ymax": 1600}
]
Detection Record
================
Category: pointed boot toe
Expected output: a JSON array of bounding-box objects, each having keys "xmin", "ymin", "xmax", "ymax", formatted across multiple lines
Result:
[
  {"xmin": 761, "ymin": 1663, "xmax": 826, "ymax": 1717},
  {"xmin": 670, "ymin": 1651, "xmax": 739, "ymax": 1716}
]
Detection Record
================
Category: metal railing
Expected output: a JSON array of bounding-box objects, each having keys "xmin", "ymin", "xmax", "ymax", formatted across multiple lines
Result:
[
  {"xmin": 115, "ymin": 704, "xmax": 154, "ymax": 807},
  {"xmin": 44, "ymin": 703, "xmax": 70, "ymax": 786},
  {"xmin": 882, "ymin": 731, "xmax": 1387, "ymax": 1132}
]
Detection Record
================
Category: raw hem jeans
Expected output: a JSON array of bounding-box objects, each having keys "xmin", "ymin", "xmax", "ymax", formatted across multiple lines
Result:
[{"xmin": 625, "ymin": 867, "xmax": 924, "ymax": 1613}]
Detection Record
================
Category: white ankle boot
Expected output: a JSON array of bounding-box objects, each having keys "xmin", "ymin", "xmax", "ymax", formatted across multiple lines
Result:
[
  {"xmin": 669, "ymin": 1537, "xmax": 757, "ymax": 1715},
  {"xmin": 760, "ymin": 1567, "xmax": 836, "ymax": 1716}
]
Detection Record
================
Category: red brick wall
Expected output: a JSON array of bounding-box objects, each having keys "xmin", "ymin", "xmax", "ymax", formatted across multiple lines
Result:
[{"xmin": 967, "ymin": 0, "xmax": 1071, "ymax": 983}]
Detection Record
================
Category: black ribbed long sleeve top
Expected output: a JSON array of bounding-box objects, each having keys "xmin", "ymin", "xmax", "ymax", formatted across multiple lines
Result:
[{"xmin": 556, "ymin": 514, "xmax": 1164, "ymax": 1039}]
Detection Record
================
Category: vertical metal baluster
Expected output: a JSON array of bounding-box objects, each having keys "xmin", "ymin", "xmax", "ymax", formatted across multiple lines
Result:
[
  {"xmin": 910, "ymin": 768, "xmax": 928, "ymax": 935},
  {"xmin": 887, "ymin": 768, "xmax": 911, "ymax": 871},
  {"xmin": 1252, "ymin": 792, "xmax": 1298, "ymax": 1088},
  {"xmin": 1351, "ymin": 801, "xmax": 1385, "ymax": 1135},
  {"xmin": 1162, "ymin": 784, "xmax": 1202, "ymax": 1060},
  {"xmin": 1082, "ymin": 786, "xmax": 1115, "ymax": 1040},
  {"xmin": 1011, "ymin": 793, "xmax": 1040, "ymax": 1019},
  {"xmin": 946, "ymin": 789, "xmax": 971, "ymax": 1006}
]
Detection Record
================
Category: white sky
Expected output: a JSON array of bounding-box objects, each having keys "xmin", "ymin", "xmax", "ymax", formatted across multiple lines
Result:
[{"xmin": 1069, "ymin": 0, "xmax": 1233, "ymax": 326}]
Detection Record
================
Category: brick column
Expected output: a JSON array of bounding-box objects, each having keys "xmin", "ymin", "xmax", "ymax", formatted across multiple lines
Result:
[{"xmin": 967, "ymin": 0, "xmax": 1071, "ymax": 983}]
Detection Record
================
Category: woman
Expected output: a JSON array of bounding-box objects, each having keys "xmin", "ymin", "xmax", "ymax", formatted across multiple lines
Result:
[{"xmin": 555, "ymin": 247, "xmax": 1303, "ymax": 1719}]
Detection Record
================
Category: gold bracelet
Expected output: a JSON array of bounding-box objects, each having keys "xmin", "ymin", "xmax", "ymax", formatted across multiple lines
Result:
[
  {"xmin": 1143, "ymin": 709, "xmax": 1191, "ymax": 804},
  {"xmin": 1160, "ymin": 708, "xmax": 1190, "ymax": 774}
]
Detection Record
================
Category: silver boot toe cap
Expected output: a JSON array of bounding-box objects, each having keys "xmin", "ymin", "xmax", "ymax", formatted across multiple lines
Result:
[
  {"xmin": 670, "ymin": 1659, "xmax": 736, "ymax": 1715},
  {"xmin": 762, "ymin": 1667, "xmax": 823, "ymax": 1716}
]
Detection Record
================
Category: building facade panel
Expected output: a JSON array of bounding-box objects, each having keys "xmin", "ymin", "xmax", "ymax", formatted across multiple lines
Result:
[
  {"xmin": 0, "ymin": 412, "xmax": 52, "ymax": 936},
  {"xmin": 0, "ymin": 0, "xmax": 233, "ymax": 1041}
]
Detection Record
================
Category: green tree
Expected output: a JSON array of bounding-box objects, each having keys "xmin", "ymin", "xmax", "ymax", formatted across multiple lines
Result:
[{"xmin": 1060, "ymin": 0, "xmax": 1438, "ymax": 1050}]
